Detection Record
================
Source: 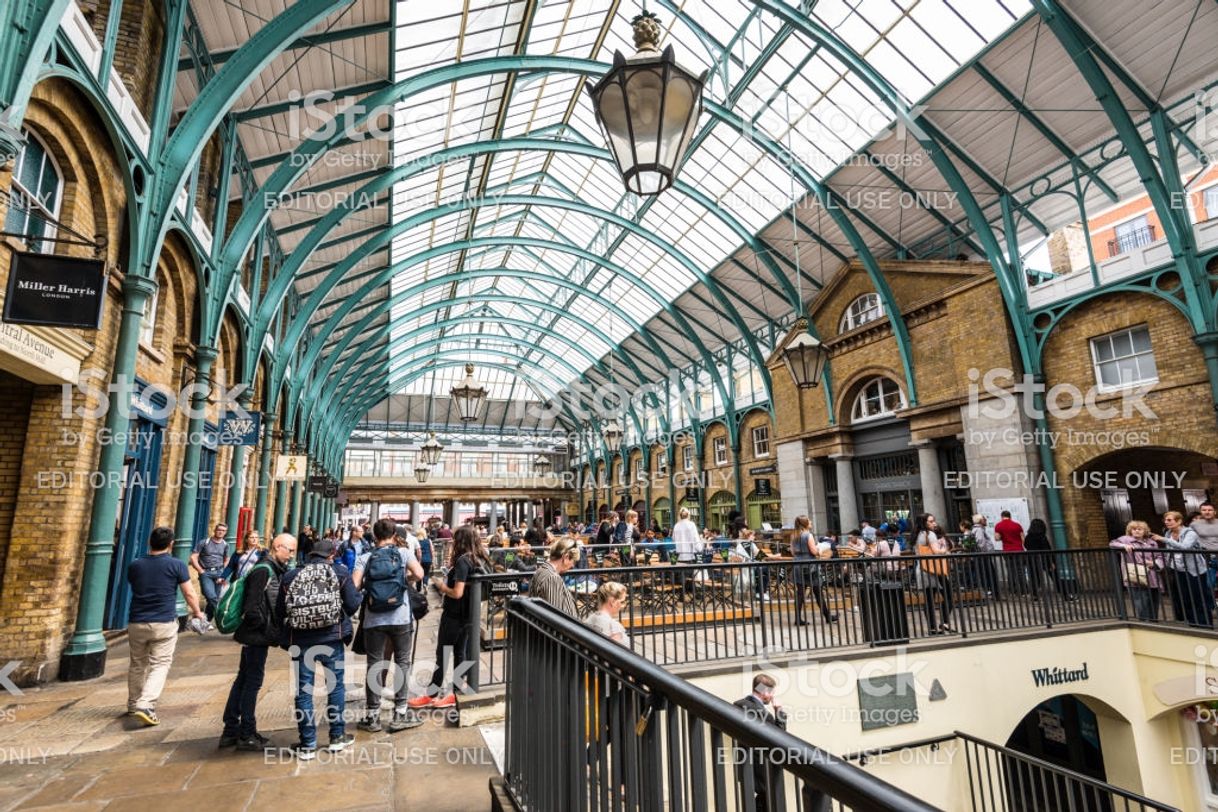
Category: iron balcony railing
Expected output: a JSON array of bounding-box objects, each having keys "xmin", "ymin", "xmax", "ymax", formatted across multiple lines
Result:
[
  {"xmin": 843, "ymin": 732, "xmax": 1178, "ymax": 812},
  {"xmin": 503, "ymin": 596, "xmax": 939, "ymax": 812},
  {"xmin": 462, "ymin": 548, "xmax": 1217, "ymax": 690},
  {"xmin": 1107, "ymin": 223, "xmax": 1157, "ymax": 256}
]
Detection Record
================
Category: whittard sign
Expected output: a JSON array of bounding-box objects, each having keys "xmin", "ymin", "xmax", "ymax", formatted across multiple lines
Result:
[{"xmin": 3, "ymin": 252, "xmax": 106, "ymax": 329}]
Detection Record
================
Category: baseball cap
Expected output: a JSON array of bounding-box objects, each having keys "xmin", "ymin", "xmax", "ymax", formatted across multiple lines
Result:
[{"xmin": 309, "ymin": 538, "xmax": 338, "ymax": 559}]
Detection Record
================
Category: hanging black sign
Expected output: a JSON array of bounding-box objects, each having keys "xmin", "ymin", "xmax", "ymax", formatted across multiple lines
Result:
[
  {"xmin": 323, "ymin": 478, "xmax": 339, "ymax": 498},
  {"xmin": 755, "ymin": 478, "xmax": 772, "ymax": 497},
  {"xmin": 306, "ymin": 475, "xmax": 327, "ymax": 493},
  {"xmin": 749, "ymin": 464, "xmax": 777, "ymax": 475},
  {"xmin": 3, "ymin": 252, "xmax": 106, "ymax": 329}
]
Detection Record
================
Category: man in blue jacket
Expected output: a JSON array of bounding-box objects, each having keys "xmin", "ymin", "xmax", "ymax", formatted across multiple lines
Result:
[{"xmin": 276, "ymin": 537, "xmax": 361, "ymax": 760}]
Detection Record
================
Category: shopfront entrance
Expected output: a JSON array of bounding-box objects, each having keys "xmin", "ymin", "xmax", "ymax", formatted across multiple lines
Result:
[
  {"xmin": 190, "ymin": 425, "xmax": 218, "ymax": 548},
  {"xmin": 104, "ymin": 385, "xmax": 167, "ymax": 629},
  {"xmin": 708, "ymin": 491, "xmax": 735, "ymax": 536},
  {"xmin": 1003, "ymin": 695, "xmax": 1108, "ymax": 809}
]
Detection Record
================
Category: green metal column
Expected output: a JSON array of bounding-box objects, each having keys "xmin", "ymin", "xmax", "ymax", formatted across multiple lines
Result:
[
  {"xmin": 222, "ymin": 395, "xmax": 253, "ymax": 553},
  {"xmin": 253, "ymin": 411, "xmax": 277, "ymax": 539},
  {"xmin": 60, "ymin": 275, "xmax": 158, "ymax": 680},
  {"xmin": 171, "ymin": 345, "xmax": 217, "ymax": 615},
  {"xmin": 171, "ymin": 346, "xmax": 217, "ymax": 554},
  {"xmin": 287, "ymin": 479, "xmax": 301, "ymax": 533}
]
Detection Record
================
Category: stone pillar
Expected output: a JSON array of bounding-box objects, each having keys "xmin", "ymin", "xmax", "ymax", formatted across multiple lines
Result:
[
  {"xmin": 831, "ymin": 455, "xmax": 858, "ymax": 534},
  {"xmin": 776, "ymin": 440, "xmax": 809, "ymax": 521},
  {"xmin": 409, "ymin": 501, "xmax": 419, "ymax": 526},
  {"xmin": 808, "ymin": 459, "xmax": 829, "ymax": 536},
  {"xmin": 915, "ymin": 441, "xmax": 948, "ymax": 525},
  {"xmin": 488, "ymin": 501, "xmax": 499, "ymax": 532}
]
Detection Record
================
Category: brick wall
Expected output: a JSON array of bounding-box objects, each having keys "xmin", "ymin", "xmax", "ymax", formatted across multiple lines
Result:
[{"xmin": 1041, "ymin": 292, "xmax": 1218, "ymax": 547}]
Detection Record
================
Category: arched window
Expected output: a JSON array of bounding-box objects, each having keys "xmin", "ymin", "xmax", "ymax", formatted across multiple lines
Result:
[
  {"xmin": 851, "ymin": 377, "xmax": 904, "ymax": 422},
  {"xmin": 840, "ymin": 293, "xmax": 883, "ymax": 332},
  {"xmin": 4, "ymin": 129, "xmax": 62, "ymax": 253}
]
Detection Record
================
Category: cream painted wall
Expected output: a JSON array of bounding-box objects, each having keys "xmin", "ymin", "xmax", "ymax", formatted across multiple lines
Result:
[{"xmin": 687, "ymin": 626, "xmax": 1218, "ymax": 810}]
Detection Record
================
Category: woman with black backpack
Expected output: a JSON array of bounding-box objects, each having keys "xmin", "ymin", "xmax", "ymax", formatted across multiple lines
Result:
[{"xmin": 408, "ymin": 525, "xmax": 491, "ymax": 710}]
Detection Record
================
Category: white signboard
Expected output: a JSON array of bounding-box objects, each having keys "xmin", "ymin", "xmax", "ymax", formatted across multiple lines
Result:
[
  {"xmin": 275, "ymin": 454, "xmax": 307, "ymax": 481},
  {"xmin": 975, "ymin": 497, "xmax": 1031, "ymax": 532}
]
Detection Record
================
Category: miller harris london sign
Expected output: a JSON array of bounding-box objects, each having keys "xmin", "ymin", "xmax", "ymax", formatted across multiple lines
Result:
[{"xmin": 3, "ymin": 251, "xmax": 106, "ymax": 330}]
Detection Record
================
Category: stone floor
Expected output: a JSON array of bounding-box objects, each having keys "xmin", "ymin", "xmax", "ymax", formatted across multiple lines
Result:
[{"xmin": 0, "ymin": 605, "xmax": 501, "ymax": 812}]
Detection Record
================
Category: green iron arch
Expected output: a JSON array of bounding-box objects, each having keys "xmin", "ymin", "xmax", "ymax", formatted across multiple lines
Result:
[
  {"xmin": 217, "ymin": 55, "xmax": 915, "ymax": 401},
  {"xmin": 310, "ymin": 316, "xmax": 653, "ymax": 439}
]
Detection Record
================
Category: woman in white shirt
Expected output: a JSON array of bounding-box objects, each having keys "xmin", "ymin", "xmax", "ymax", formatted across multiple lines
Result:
[{"xmin": 585, "ymin": 581, "xmax": 629, "ymax": 645}]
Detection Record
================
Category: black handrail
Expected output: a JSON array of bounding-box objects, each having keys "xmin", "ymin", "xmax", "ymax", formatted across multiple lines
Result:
[{"xmin": 504, "ymin": 596, "xmax": 940, "ymax": 812}]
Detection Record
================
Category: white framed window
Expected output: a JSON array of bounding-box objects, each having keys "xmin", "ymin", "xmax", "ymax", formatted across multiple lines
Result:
[
  {"xmin": 682, "ymin": 444, "xmax": 693, "ymax": 471},
  {"xmin": 1205, "ymin": 186, "xmax": 1218, "ymax": 221},
  {"xmin": 657, "ymin": 453, "xmax": 668, "ymax": 475},
  {"xmin": 140, "ymin": 285, "xmax": 158, "ymax": 348},
  {"xmin": 751, "ymin": 425, "xmax": 770, "ymax": 458},
  {"xmin": 4, "ymin": 130, "xmax": 62, "ymax": 253},
  {"xmin": 840, "ymin": 293, "xmax": 884, "ymax": 332},
  {"xmin": 632, "ymin": 458, "xmax": 643, "ymax": 482},
  {"xmin": 851, "ymin": 377, "xmax": 905, "ymax": 423},
  {"xmin": 615, "ymin": 460, "xmax": 624, "ymax": 485},
  {"xmin": 1109, "ymin": 214, "xmax": 1154, "ymax": 256},
  {"xmin": 1090, "ymin": 325, "xmax": 1157, "ymax": 390},
  {"xmin": 713, "ymin": 436, "xmax": 728, "ymax": 465},
  {"xmin": 1181, "ymin": 714, "xmax": 1218, "ymax": 810}
]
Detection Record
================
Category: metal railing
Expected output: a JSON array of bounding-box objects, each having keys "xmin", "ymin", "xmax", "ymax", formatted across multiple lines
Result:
[
  {"xmin": 465, "ymin": 548, "xmax": 1218, "ymax": 689},
  {"xmin": 503, "ymin": 597, "xmax": 939, "ymax": 812},
  {"xmin": 1106, "ymin": 223, "xmax": 1157, "ymax": 256},
  {"xmin": 844, "ymin": 732, "xmax": 1178, "ymax": 811}
]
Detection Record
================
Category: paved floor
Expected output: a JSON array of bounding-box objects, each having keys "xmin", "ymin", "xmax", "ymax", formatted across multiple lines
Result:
[{"xmin": 0, "ymin": 604, "xmax": 501, "ymax": 812}]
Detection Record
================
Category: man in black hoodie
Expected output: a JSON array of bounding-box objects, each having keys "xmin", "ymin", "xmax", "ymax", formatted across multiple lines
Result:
[
  {"xmin": 277, "ymin": 537, "xmax": 362, "ymax": 760},
  {"xmin": 219, "ymin": 533, "xmax": 296, "ymax": 751}
]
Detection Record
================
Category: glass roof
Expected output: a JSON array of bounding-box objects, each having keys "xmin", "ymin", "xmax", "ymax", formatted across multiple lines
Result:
[{"xmin": 385, "ymin": 0, "xmax": 1029, "ymax": 401}]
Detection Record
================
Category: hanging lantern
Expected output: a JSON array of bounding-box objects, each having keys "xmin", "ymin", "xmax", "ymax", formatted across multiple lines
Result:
[
  {"xmin": 533, "ymin": 454, "xmax": 552, "ymax": 474},
  {"xmin": 419, "ymin": 432, "xmax": 443, "ymax": 465},
  {"xmin": 414, "ymin": 464, "xmax": 431, "ymax": 484},
  {"xmin": 781, "ymin": 319, "xmax": 828, "ymax": 389},
  {"xmin": 450, "ymin": 363, "xmax": 488, "ymax": 422},
  {"xmin": 587, "ymin": 11, "xmax": 706, "ymax": 196},
  {"xmin": 602, "ymin": 418, "xmax": 624, "ymax": 453}
]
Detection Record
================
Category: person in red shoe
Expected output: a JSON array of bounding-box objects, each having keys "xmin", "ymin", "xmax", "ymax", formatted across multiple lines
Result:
[{"xmin": 408, "ymin": 525, "xmax": 491, "ymax": 710}]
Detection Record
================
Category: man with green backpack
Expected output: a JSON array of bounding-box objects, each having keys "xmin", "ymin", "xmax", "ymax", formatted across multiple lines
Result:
[{"xmin": 218, "ymin": 533, "xmax": 297, "ymax": 751}]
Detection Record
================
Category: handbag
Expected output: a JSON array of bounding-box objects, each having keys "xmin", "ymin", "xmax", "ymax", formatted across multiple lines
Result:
[
  {"xmin": 1124, "ymin": 561, "xmax": 1150, "ymax": 587},
  {"xmin": 917, "ymin": 544, "xmax": 949, "ymax": 578},
  {"xmin": 407, "ymin": 583, "xmax": 430, "ymax": 621}
]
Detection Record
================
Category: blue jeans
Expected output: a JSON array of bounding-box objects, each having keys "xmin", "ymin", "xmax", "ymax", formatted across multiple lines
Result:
[
  {"xmin": 294, "ymin": 641, "xmax": 346, "ymax": 747},
  {"xmin": 222, "ymin": 645, "xmax": 268, "ymax": 738},
  {"xmin": 199, "ymin": 570, "xmax": 224, "ymax": 619}
]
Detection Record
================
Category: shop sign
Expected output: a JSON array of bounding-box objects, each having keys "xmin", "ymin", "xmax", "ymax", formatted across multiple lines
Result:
[
  {"xmin": 489, "ymin": 580, "xmax": 520, "ymax": 596},
  {"xmin": 217, "ymin": 411, "xmax": 261, "ymax": 445},
  {"xmin": 749, "ymin": 464, "xmax": 777, "ymax": 475},
  {"xmin": 323, "ymin": 478, "xmax": 339, "ymax": 498},
  {"xmin": 755, "ymin": 478, "xmax": 772, "ymax": 497},
  {"xmin": 275, "ymin": 454, "xmax": 307, "ymax": 480},
  {"xmin": 3, "ymin": 251, "xmax": 106, "ymax": 329},
  {"xmin": 1030, "ymin": 662, "xmax": 1089, "ymax": 688},
  {"xmin": 306, "ymin": 475, "xmax": 327, "ymax": 493}
]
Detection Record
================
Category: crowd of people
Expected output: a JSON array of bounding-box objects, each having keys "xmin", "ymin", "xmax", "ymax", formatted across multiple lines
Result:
[{"xmin": 120, "ymin": 499, "xmax": 1218, "ymax": 763}]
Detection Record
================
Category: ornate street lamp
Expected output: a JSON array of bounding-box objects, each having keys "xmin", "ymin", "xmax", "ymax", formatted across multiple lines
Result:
[
  {"xmin": 781, "ymin": 319, "xmax": 829, "ymax": 389},
  {"xmin": 419, "ymin": 432, "xmax": 443, "ymax": 465},
  {"xmin": 450, "ymin": 363, "xmax": 488, "ymax": 422},
  {"xmin": 602, "ymin": 418, "xmax": 624, "ymax": 453},
  {"xmin": 532, "ymin": 454, "xmax": 552, "ymax": 474},
  {"xmin": 414, "ymin": 464, "xmax": 431, "ymax": 484},
  {"xmin": 588, "ymin": 11, "xmax": 706, "ymax": 195}
]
